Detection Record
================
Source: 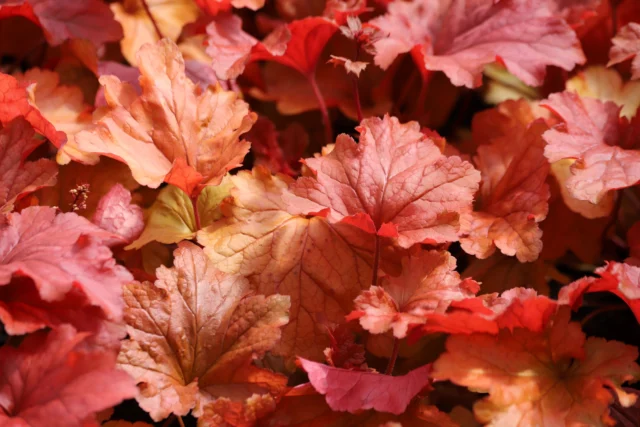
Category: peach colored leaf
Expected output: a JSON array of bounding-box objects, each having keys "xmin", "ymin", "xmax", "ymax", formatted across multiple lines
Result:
[
  {"xmin": 117, "ymin": 243, "xmax": 290, "ymax": 422},
  {"xmin": 288, "ymin": 115, "xmax": 480, "ymax": 247},
  {"xmin": 298, "ymin": 358, "xmax": 431, "ymax": 415},
  {"xmin": 0, "ymin": 118, "xmax": 57, "ymax": 213},
  {"xmin": 92, "ymin": 184, "xmax": 144, "ymax": 244},
  {"xmin": 13, "ymin": 68, "xmax": 95, "ymax": 164},
  {"xmin": 559, "ymin": 262, "xmax": 640, "ymax": 322},
  {"xmin": 609, "ymin": 22, "xmax": 640, "ymax": 80},
  {"xmin": 198, "ymin": 167, "xmax": 380, "ymax": 360},
  {"xmin": 0, "ymin": 72, "xmax": 66, "ymax": 148},
  {"xmin": 74, "ymin": 39, "xmax": 256, "ymax": 197},
  {"xmin": 348, "ymin": 249, "xmax": 478, "ymax": 338},
  {"xmin": 542, "ymin": 91, "xmax": 640, "ymax": 203},
  {"xmin": 460, "ymin": 102, "xmax": 550, "ymax": 262},
  {"xmin": 433, "ymin": 309, "xmax": 640, "ymax": 426},
  {"xmin": 0, "ymin": 206, "xmax": 132, "ymax": 321},
  {"xmin": 251, "ymin": 17, "xmax": 338, "ymax": 77},
  {"xmin": 128, "ymin": 177, "xmax": 233, "ymax": 250},
  {"xmin": 111, "ymin": 0, "xmax": 199, "ymax": 65},
  {"xmin": 371, "ymin": 0, "xmax": 584, "ymax": 88},
  {"xmin": 0, "ymin": 0, "xmax": 123, "ymax": 47},
  {"xmin": 0, "ymin": 325, "xmax": 137, "ymax": 427}
]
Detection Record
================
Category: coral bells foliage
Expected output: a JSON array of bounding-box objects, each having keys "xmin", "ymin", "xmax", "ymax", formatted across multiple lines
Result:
[{"xmin": 5, "ymin": 1, "xmax": 640, "ymax": 427}]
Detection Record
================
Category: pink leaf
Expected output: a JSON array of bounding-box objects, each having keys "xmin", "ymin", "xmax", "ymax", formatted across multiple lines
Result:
[
  {"xmin": 92, "ymin": 184, "xmax": 144, "ymax": 244},
  {"xmin": 298, "ymin": 358, "xmax": 431, "ymax": 415},
  {"xmin": 609, "ymin": 22, "xmax": 640, "ymax": 80}
]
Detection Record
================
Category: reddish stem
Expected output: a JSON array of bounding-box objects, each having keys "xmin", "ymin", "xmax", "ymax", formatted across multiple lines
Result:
[
  {"xmin": 352, "ymin": 76, "xmax": 364, "ymax": 122},
  {"xmin": 141, "ymin": 0, "xmax": 164, "ymax": 40},
  {"xmin": 371, "ymin": 234, "xmax": 380, "ymax": 288},
  {"xmin": 309, "ymin": 73, "xmax": 333, "ymax": 145},
  {"xmin": 385, "ymin": 338, "xmax": 400, "ymax": 375},
  {"xmin": 581, "ymin": 305, "xmax": 627, "ymax": 326},
  {"xmin": 191, "ymin": 195, "xmax": 201, "ymax": 230},
  {"xmin": 177, "ymin": 417, "xmax": 186, "ymax": 427}
]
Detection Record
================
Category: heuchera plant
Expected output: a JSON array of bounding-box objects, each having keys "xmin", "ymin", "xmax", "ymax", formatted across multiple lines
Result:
[{"xmin": 2, "ymin": 0, "xmax": 640, "ymax": 426}]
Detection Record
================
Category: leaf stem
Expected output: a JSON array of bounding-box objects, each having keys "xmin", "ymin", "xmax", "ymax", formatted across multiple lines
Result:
[
  {"xmin": 191, "ymin": 195, "xmax": 201, "ymax": 231},
  {"xmin": 352, "ymin": 76, "xmax": 364, "ymax": 122},
  {"xmin": 308, "ymin": 73, "xmax": 333, "ymax": 145},
  {"xmin": 177, "ymin": 417, "xmax": 185, "ymax": 427},
  {"xmin": 385, "ymin": 338, "xmax": 400, "ymax": 375},
  {"xmin": 141, "ymin": 0, "xmax": 164, "ymax": 40},
  {"xmin": 371, "ymin": 233, "xmax": 380, "ymax": 288},
  {"xmin": 581, "ymin": 305, "xmax": 627, "ymax": 326}
]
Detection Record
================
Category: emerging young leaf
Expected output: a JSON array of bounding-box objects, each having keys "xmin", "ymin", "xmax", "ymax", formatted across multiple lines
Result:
[
  {"xmin": 0, "ymin": 118, "xmax": 57, "ymax": 213},
  {"xmin": 92, "ymin": 184, "xmax": 144, "ymax": 244},
  {"xmin": 348, "ymin": 249, "xmax": 478, "ymax": 339},
  {"xmin": 559, "ymin": 262, "xmax": 640, "ymax": 322},
  {"xmin": 288, "ymin": 115, "xmax": 480, "ymax": 247},
  {"xmin": 198, "ymin": 167, "xmax": 381, "ymax": 360},
  {"xmin": 609, "ymin": 22, "xmax": 640, "ymax": 80},
  {"xmin": 128, "ymin": 177, "xmax": 233, "ymax": 249},
  {"xmin": 0, "ymin": 0, "xmax": 123, "ymax": 47},
  {"xmin": 118, "ymin": 243, "xmax": 290, "ymax": 422},
  {"xmin": 0, "ymin": 206, "xmax": 132, "ymax": 324},
  {"xmin": 0, "ymin": 325, "xmax": 136, "ymax": 427},
  {"xmin": 433, "ymin": 309, "xmax": 640, "ymax": 426},
  {"xmin": 371, "ymin": 0, "xmax": 584, "ymax": 88},
  {"xmin": 460, "ymin": 101, "xmax": 550, "ymax": 262},
  {"xmin": 542, "ymin": 91, "xmax": 640, "ymax": 203},
  {"xmin": 74, "ymin": 39, "xmax": 256, "ymax": 197},
  {"xmin": 298, "ymin": 358, "xmax": 432, "ymax": 415}
]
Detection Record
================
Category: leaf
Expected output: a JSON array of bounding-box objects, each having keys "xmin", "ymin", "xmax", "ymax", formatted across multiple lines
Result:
[
  {"xmin": 111, "ymin": 0, "xmax": 199, "ymax": 65},
  {"xmin": 198, "ymin": 167, "xmax": 380, "ymax": 360},
  {"xmin": 287, "ymin": 115, "xmax": 480, "ymax": 247},
  {"xmin": 92, "ymin": 184, "xmax": 144, "ymax": 244},
  {"xmin": 13, "ymin": 68, "xmax": 95, "ymax": 164},
  {"xmin": 196, "ymin": 0, "xmax": 265, "ymax": 15},
  {"xmin": 348, "ymin": 249, "xmax": 478, "ymax": 339},
  {"xmin": 0, "ymin": 118, "xmax": 57, "ymax": 213},
  {"xmin": 566, "ymin": 65, "xmax": 640, "ymax": 118},
  {"xmin": 117, "ymin": 243, "xmax": 290, "ymax": 422},
  {"xmin": 371, "ymin": 0, "xmax": 584, "ymax": 88},
  {"xmin": 460, "ymin": 102, "xmax": 550, "ymax": 262},
  {"xmin": 0, "ymin": 206, "xmax": 133, "ymax": 321},
  {"xmin": 298, "ymin": 358, "xmax": 432, "ymax": 415},
  {"xmin": 415, "ymin": 287, "xmax": 558, "ymax": 336},
  {"xmin": 559, "ymin": 262, "xmax": 640, "ymax": 322},
  {"xmin": 433, "ymin": 309, "xmax": 640, "ymax": 426},
  {"xmin": 251, "ymin": 17, "xmax": 338, "ymax": 77},
  {"xmin": 541, "ymin": 91, "xmax": 640, "ymax": 203},
  {"xmin": 0, "ymin": 325, "xmax": 137, "ymax": 427},
  {"xmin": 0, "ymin": 72, "xmax": 66, "ymax": 148},
  {"xmin": 0, "ymin": 0, "xmax": 123, "ymax": 47},
  {"xmin": 74, "ymin": 39, "xmax": 256, "ymax": 197},
  {"xmin": 205, "ymin": 13, "xmax": 259, "ymax": 80},
  {"xmin": 609, "ymin": 22, "xmax": 640, "ymax": 80},
  {"xmin": 128, "ymin": 177, "xmax": 233, "ymax": 250}
]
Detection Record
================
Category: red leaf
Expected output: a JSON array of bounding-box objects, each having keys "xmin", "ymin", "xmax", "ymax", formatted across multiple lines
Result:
[
  {"xmin": 0, "ymin": 118, "xmax": 57, "ymax": 213},
  {"xmin": 371, "ymin": 0, "xmax": 584, "ymax": 88},
  {"xmin": 251, "ymin": 17, "xmax": 338, "ymax": 77},
  {"xmin": 0, "ymin": 73, "xmax": 66, "ymax": 148},
  {"xmin": 0, "ymin": 0, "xmax": 123, "ymax": 47},
  {"xmin": 287, "ymin": 115, "xmax": 480, "ymax": 247},
  {"xmin": 0, "ymin": 325, "xmax": 136, "ymax": 427},
  {"xmin": 0, "ymin": 206, "xmax": 132, "ymax": 320},
  {"xmin": 92, "ymin": 184, "xmax": 144, "ymax": 244},
  {"xmin": 609, "ymin": 22, "xmax": 640, "ymax": 80},
  {"xmin": 559, "ymin": 262, "xmax": 640, "ymax": 322},
  {"xmin": 298, "ymin": 358, "xmax": 432, "ymax": 415},
  {"xmin": 541, "ymin": 91, "xmax": 640, "ymax": 203}
]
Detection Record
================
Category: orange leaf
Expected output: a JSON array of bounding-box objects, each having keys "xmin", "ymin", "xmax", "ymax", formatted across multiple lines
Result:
[
  {"xmin": 117, "ymin": 243, "xmax": 290, "ymax": 422},
  {"xmin": 433, "ymin": 309, "xmax": 640, "ymax": 426}
]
